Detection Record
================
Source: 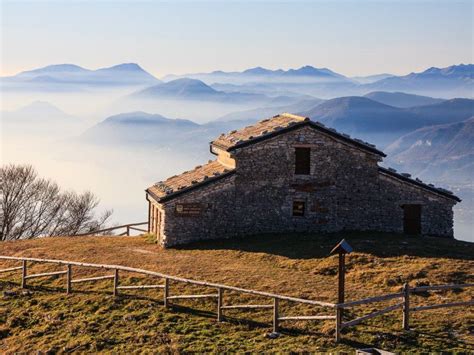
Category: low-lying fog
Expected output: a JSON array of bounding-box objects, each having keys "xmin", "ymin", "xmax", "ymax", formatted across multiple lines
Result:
[
  {"xmin": 2, "ymin": 132, "xmax": 472, "ymax": 243},
  {"xmin": 1, "ymin": 88, "xmax": 473, "ymax": 243}
]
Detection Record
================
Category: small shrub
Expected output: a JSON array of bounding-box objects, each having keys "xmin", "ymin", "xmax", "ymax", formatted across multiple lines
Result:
[{"xmin": 142, "ymin": 233, "xmax": 157, "ymax": 244}]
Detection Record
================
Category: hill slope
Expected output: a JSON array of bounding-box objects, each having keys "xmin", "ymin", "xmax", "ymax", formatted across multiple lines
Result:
[
  {"xmin": 1, "ymin": 233, "xmax": 473, "ymax": 352},
  {"xmin": 364, "ymin": 91, "xmax": 445, "ymax": 108},
  {"xmin": 300, "ymin": 97, "xmax": 474, "ymax": 148},
  {"xmin": 128, "ymin": 78, "xmax": 272, "ymax": 104},
  {"xmin": 80, "ymin": 112, "xmax": 203, "ymax": 147},
  {"xmin": 385, "ymin": 117, "xmax": 474, "ymax": 183}
]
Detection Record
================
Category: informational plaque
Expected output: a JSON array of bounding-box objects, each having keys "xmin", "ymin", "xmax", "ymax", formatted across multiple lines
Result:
[{"xmin": 175, "ymin": 203, "xmax": 203, "ymax": 216}]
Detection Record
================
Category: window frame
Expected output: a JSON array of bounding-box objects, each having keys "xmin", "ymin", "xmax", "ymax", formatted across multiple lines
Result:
[
  {"xmin": 294, "ymin": 147, "xmax": 311, "ymax": 175},
  {"xmin": 292, "ymin": 200, "xmax": 306, "ymax": 217}
]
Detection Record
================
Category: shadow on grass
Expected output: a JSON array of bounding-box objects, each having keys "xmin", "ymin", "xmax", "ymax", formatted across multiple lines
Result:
[
  {"xmin": 1, "ymin": 281, "xmax": 326, "ymax": 339},
  {"xmin": 341, "ymin": 323, "xmax": 474, "ymax": 351},
  {"xmin": 175, "ymin": 232, "xmax": 474, "ymax": 261},
  {"xmin": 168, "ymin": 303, "xmax": 327, "ymax": 338}
]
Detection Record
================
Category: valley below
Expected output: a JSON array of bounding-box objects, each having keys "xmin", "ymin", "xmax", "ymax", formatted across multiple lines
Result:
[{"xmin": 1, "ymin": 63, "xmax": 473, "ymax": 241}]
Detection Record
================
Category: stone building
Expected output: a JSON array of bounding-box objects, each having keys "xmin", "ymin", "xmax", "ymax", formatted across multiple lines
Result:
[{"xmin": 146, "ymin": 113, "xmax": 461, "ymax": 247}]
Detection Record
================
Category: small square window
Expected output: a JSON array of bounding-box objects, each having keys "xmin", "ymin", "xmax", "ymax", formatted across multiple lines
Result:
[
  {"xmin": 293, "ymin": 201, "xmax": 305, "ymax": 217},
  {"xmin": 295, "ymin": 147, "xmax": 311, "ymax": 175}
]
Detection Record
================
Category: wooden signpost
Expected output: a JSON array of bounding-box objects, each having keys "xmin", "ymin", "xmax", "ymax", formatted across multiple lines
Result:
[{"xmin": 330, "ymin": 239, "xmax": 353, "ymax": 342}]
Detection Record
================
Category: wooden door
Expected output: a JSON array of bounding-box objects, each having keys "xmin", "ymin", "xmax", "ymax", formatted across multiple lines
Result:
[{"xmin": 403, "ymin": 205, "xmax": 421, "ymax": 235}]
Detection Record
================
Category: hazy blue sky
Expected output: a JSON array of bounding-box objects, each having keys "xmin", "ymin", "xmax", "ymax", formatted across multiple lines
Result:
[{"xmin": 1, "ymin": 0, "xmax": 472, "ymax": 77}]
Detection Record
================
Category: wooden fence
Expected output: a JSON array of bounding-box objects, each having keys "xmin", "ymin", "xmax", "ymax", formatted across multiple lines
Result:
[
  {"xmin": 335, "ymin": 282, "xmax": 474, "ymax": 341},
  {"xmin": 0, "ymin": 255, "xmax": 472, "ymax": 342},
  {"xmin": 73, "ymin": 222, "xmax": 148, "ymax": 237}
]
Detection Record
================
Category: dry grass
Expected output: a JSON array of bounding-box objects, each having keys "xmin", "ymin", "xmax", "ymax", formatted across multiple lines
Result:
[{"xmin": 0, "ymin": 232, "xmax": 473, "ymax": 352}]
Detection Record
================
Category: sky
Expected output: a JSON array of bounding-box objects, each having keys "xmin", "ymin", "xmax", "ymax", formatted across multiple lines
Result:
[{"xmin": 0, "ymin": 0, "xmax": 472, "ymax": 78}]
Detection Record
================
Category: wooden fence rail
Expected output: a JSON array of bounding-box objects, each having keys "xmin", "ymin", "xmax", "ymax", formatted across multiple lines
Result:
[
  {"xmin": 335, "ymin": 282, "xmax": 473, "ymax": 341},
  {"xmin": 73, "ymin": 222, "xmax": 148, "ymax": 237},
  {"xmin": 0, "ymin": 255, "xmax": 472, "ymax": 343}
]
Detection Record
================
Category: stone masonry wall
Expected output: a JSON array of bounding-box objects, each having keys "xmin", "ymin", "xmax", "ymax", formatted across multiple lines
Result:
[
  {"xmin": 376, "ymin": 174, "xmax": 455, "ymax": 237},
  {"xmin": 156, "ymin": 126, "xmax": 457, "ymax": 247},
  {"xmin": 158, "ymin": 175, "xmax": 237, "ymax": 247}
]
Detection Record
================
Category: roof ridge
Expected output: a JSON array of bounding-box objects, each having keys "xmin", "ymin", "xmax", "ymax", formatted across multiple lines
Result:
[
  {"xmin": 211, "ymin": 113, "xmax": 385, "ymax": 157},
  {"xmin": 378, "ymin": 166, "xmax": 461, "ymax": 202},
  {"xmin": 279, "ymin": 112, "xmax": 309, "ymax": 121},
  {"xmin": 147, "ymin": 160, "xmax": 235, "ymax": 202}
]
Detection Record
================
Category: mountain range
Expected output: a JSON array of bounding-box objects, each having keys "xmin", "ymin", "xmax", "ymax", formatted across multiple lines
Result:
[
  {"xmin": 1, "ymin": 63, "xmax": 160, "ymax": 90},
  {"xmin": 300, "ymin": 97, "xmax": 474, "ymax": 148},
  {"xmin": 81, "ymin": 96, "xmax": 474, "ymax": 155},
  {"xmin": 365, "ymin": 64, "xmax": 473, "ymax": 97},
  {"xmin": 163, "ymin": 64, "xmax": 473, "ymax": 98},
  {"xmin": 163, "ymin": 65, "xmax": 352, "ymax": 85},
  {"xmin": 127, "ymin": 78, "xmax": 272, "ymax": 103},
  {"xmin": 15, "ymin": 88, "xmax": 464, "ymax": 205},
  {"xmin": 2, "ymin": 62, "xmax": 472, "ymax": 99}
]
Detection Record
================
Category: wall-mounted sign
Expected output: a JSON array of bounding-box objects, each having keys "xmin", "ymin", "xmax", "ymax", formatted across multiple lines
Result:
[{"xmin": 175, "ymin": 203, "xmax": 203, "ymax": 216}]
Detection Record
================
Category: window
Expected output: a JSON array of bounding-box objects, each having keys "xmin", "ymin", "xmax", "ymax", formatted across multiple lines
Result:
[
  {"xmin": 295, "ymin": 147, "xmax": 311, "ymax": 175},
  {"xmin": 293, "ymin": 201, "xmax": 305, "ymax": 217}
]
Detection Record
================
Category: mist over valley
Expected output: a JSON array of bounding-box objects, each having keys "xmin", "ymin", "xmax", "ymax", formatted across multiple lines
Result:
[{"xmin": 2, "ymin": 62, "xmax": 473, "ymax": 241}]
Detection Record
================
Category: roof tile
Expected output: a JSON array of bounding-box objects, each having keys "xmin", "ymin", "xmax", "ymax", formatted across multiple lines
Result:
[
  {"xmin": 211, "ymin": 113, "xmax": 385, "ymax": 157},
  {"xmin": 212, "ymin": 113, "xmax": 309, "ymax": 151},
  {"xmin": 147, "ymin": 160, "xmax": 233, "ymax": 201}
]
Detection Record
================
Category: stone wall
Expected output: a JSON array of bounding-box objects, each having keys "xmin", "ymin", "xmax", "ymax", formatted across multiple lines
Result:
[
  {"xmin": 157, "ymin": 175, "xmax": 237, "ymax": 246},
  {"xmin": 376, "ymin": 173, "xmax": 455, "ymax": 237},
  {"xmin": 154, "ymin": 125, "xmax": 457, "ymax": 247}
]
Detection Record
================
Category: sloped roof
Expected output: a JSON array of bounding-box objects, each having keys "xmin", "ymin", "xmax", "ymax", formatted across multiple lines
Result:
[
  {"xmin": 211, "ymin": 113, "xmax": 386, "ymax": 157},
  {"xmin": 147, "ymin": 160, "xmax": 235, "ymax": 202},
  {"xmin": 379, "ymin": 167, "xmax": 461, "ymax": 202}
]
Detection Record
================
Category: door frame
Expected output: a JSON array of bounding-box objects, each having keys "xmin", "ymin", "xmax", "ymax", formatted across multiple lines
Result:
[{"xmin": 402, "ymin": 204, "xmax": 422, "ymax": 235}]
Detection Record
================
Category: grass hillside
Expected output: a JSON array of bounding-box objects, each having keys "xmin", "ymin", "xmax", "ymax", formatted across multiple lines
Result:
[{"xmin": 1, "ymin": 232, "xmax": 473, "ymax": 352}]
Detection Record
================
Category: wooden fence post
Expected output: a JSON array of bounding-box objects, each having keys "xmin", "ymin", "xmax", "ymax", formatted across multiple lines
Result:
[
  {"xmin": 217, "ymin": 288, "xmax": 223, "ymax": 322},
  {"xmin": 273, "ymin": 297, "xmax": 279, "ymax": 333},
  {"xmin": 163, "ymin": 278, "xmax": 169, "ymax": 308},
  {"xmin": 403, "ymin": 282, "xmax": 410, "ymax": 331},
  {"xmin": 66, "ymin": 264, "xmax": 72, "ymax": 294},
  {"xmin": 113, "ymin": 269, "xmax": 119, "ymax": 296},
  {"xmin": 126, "ymin": 226, "xmax": 130, "ymax": 236},
  {"xmin": 335, "ymin": 307, "xmax": 342, "ymax": 342},
  {"xmin": 21, "ymin": 260, "xmax": 27, "ymax": 288}
]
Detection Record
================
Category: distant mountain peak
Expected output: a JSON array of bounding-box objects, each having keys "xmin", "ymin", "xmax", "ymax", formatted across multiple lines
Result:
[
  {"xmin": 284, "ymin": 65, "xmax": 347, "ymax": 79},
  {"xmin": 18, "ymin": 100, "xmax": 68, "ymax": 113},
  {"xmin": 103, "ymin": 111, "xmax": 172, "ymax": 124},
  {"xmin": 38, "ymin": 64, "xmax": 86, "ymax": 71},
  {"xmin": 9, "ymin": 62, "xmax": 160, "ymax": 86},
  {"xmin": 11, "ymin": 100, "xmax": 74, "ymax": 120},
  {"xmin": 421, "ymin": 64, "xmax": 474, "ymax": 76},
  {"xmin": 18, "ymin": 64, "xmax": 87, "ymax": 76},
  {"xmin": 242, "ymin": 67, "xmax": 272, "ymax": 75},
  {"xmin": 164, "ymin": 77, "xmax": 217, "ymax": 91},
  {"xmin": 131, "ymin": 77, "xmax": 218, "ymax": 99},
  {"xmin": 99, "ymin": 63, "xmax": 146, "ymax": 72}
]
